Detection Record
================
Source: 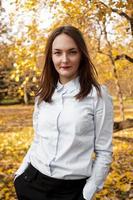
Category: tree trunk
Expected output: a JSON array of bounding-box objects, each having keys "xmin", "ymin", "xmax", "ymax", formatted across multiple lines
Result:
[
  {"xmin": 24, "ymin": 84, "xmax": 28, "ymax": 105},
  {"xmin": 110, "ymin": 59, "xmax": 125, "ymax": 121},
  {"xmin": 103, "ymin": 20, "xmax": 125, "ymax": 121}
]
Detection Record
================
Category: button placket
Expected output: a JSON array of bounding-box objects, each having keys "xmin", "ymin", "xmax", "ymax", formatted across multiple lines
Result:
[{"xmin": 49, "ymin": 92, "xmax": 65, "ymax": 175}]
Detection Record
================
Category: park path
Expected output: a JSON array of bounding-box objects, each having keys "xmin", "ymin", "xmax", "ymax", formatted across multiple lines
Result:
[{"xmin": 0, "ymin": 105, "xmax": 33, "ymax": 132}]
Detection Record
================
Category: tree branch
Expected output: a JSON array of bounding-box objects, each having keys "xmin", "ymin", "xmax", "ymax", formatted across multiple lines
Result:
[
  {"xmin": 98, "ymin": 1, "xmax": 133, "ymax": 36},
  {"xmin": 114, "ymin": 119, "xmax": 133, "ymax": 132},
  {"xmin": 115, "ymin": 54, "xmax": 133, "ymax": 63}
]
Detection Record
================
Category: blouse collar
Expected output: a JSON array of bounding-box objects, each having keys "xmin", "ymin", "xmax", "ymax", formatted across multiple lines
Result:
[{"xmin": 56, "ymin": 76, "xmax": 80, "ymax": 93}]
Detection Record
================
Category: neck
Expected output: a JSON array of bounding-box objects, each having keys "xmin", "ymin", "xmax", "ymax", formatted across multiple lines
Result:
[{"xmin": 59, "ymin": 75, "xmax": 78, "ymax": 85}]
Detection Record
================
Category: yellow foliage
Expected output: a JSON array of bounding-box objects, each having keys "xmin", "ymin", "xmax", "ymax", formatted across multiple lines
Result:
[
  {"xmin": 119, "ymin": 183, "xmax": 131, "ymax": 192},
  {"xmin": 32, "ymin": 76, "xmax": 37, "ymax": 82},
  {"xmin": 10, "ymin": 74, "xmax": 15, "ymax": 79},
  {"xmin": 15, "ymin": 76, "xmax": 19, "ymax": 82}
]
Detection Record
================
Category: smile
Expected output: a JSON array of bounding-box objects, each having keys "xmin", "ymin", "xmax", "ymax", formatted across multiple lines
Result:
[{"xmin": 60, "ymin": 66, "xmax": 71, "ymax": 68}]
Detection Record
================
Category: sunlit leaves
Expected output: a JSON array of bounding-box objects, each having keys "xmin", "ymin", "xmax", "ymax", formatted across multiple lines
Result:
[
  {"xmin": 95, "ymin": 128, "xmax": 133, "ymax": 199},
  {"xmin": 0, "ymin": 0, "xmax": 132, "ymax": 104},
  {"xmin": 0, "ymin": 127, "xmax": 33, "ymax": 199}
]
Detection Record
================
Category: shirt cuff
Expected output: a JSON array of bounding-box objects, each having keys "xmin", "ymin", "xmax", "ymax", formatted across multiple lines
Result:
[
  {"xmin": 14, "ymin": 162, "xmax": 29, "ymax": 178},
  {"xmin": 83, "ymin": 181, "xmax": 97, "ymax": 200}
]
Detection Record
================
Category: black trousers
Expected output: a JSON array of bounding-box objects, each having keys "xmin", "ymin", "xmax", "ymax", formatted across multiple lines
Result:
[{"xmin": 14, "ymin": 163, "xmax": 87, "ymax": 200}]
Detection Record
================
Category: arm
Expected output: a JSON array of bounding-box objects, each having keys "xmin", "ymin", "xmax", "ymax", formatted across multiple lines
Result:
[
  {"xmin": 83, "ymin": 85, "xmax": 114, "ymax": 200},
  {"xmin": 14, "ymin": 97, "xmax": 40, "ymax": 178}
]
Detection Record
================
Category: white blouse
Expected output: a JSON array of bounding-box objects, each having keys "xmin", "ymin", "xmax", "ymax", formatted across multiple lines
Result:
[{"xmin": 15, "ymin": 76, "xmax": 114, "ymax": 200}]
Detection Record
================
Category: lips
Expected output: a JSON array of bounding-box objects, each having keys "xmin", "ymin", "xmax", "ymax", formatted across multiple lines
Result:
[{"xmin": 60, "ymin": 66, "xmax": 71, "ymax": 68}]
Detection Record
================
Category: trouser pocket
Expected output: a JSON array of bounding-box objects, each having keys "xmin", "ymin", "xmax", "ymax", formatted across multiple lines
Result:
[
  {"xmin": 22, "ymin": 163, "xmax": 38, "ymax": 182},
  {"xmin": 14, "ymin": 164, "xmax": 39, "ymax": 200},
  {"xmin": 14, "ymin": 163, "xmax": 38, "ymax": 184}
]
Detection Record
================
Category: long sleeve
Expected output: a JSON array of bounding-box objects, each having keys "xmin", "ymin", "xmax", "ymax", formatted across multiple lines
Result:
[
  {"xmin": 83, "ymin": 85, "xmax": 114, "ymax": 200},
  {"xmin": 14, "ymin": 97, "xmax": 40, "ymax": 178}
]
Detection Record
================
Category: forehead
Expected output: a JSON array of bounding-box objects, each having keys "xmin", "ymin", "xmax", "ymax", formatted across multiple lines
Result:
[{"xmin": 52, "ymin": 33, "xmax": 78, "ymax": 50}]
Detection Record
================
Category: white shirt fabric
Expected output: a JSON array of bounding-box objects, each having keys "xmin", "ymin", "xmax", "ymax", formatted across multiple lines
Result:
[{"xmin": 15, "ymin": 76, "xmax": 114, "ymax": 200}]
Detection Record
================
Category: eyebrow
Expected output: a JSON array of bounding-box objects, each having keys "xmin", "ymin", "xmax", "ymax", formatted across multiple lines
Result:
[{"xmin": 53, "ymin": 48, "xmax": 78, "ymax": 51}]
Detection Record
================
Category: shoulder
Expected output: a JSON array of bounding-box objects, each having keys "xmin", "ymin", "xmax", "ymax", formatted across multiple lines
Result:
[
  {"xmin": 100, "ymin": 85, "xmax": 113, "ymax": 102},
  {"xmin": 35, "ymin": 96, "xmax": 39, "ymax": 103},
  {"xmin": 34, "ymin": 96, "xmax": 40, "ymax": 108},
  {"xmin": 92, "ymin": 84, "xmax": 111, "ymax": 98},
  {"xmin": 91, "ymin": 85, "xmax": 113, "ymax": 110},
  {"xmin": 90, "ymin": 85, "xmax": 113, "ymax": 116}
]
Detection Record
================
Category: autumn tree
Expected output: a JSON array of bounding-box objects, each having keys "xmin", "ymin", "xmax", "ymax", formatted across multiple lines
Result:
[
  {"xmin": 0, "ymin": 0, "xmax": 49, "ymax": 104},
  {"xmin": 0, "ymin": 0, "xmax": 132, "ymax": 114},
  {"xmin": 46, "ymin": 0, "xmax": 133, "ymax": 121}
]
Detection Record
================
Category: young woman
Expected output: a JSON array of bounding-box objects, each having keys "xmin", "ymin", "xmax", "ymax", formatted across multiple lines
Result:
[{"xmin": 14, "ymin": 25, "xmax": 114, "ymax": 200}]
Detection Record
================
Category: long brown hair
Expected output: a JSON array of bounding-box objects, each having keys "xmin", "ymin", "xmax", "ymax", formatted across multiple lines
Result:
[{"xmin": 35, "ymin": 25, "xmax": 101, "ymax": 104}]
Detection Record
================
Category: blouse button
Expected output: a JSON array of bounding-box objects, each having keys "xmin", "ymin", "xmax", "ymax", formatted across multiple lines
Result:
[
  {"xmin": 24, "ymin": 175, "xmax": 30, "ymax": 181},
  {"xmin": 24, "ymin": 175, "xmax": 28, "ymax": 179}
]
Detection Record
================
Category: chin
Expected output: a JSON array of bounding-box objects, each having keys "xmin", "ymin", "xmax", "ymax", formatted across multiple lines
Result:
[{"xmin": 59, "ymin": 72, "xmax": 72, "ymax": 77}]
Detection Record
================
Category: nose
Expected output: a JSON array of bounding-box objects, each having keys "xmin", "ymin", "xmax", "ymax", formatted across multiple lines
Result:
[{"xmin": 62, "ymin": 53, "xmax": 68, "ymax": 63}]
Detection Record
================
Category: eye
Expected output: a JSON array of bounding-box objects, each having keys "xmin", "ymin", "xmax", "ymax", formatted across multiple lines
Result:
[
  {"xmin": 70, "ymin": 51, "xmax": 77, "ymax": 54},
  {"xmin": 53, "ymin": 52, "xmax": 61, "ymax": 55}
]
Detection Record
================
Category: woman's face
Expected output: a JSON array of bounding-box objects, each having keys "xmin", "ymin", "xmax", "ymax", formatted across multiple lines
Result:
[{"xmin": 52, "ymin": 33, "xmax": 81, "ymax": 84}]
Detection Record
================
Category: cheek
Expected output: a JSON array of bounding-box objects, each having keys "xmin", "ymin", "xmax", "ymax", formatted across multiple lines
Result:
[
  {"xmin": 72, "ymin": 56, "xmax": 81, "ymax": 67},
  {"xmin": 52, "ymin": 56, "xmax": 59, "ymax": 67}
]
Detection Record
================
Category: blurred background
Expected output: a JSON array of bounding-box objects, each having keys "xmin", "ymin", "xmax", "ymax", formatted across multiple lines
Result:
[{"xmin": 0, "ymin": 0, "xmax": 132, "ymax": 199}]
